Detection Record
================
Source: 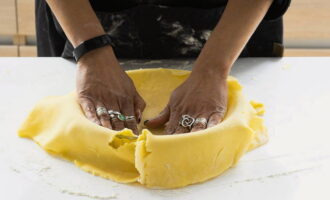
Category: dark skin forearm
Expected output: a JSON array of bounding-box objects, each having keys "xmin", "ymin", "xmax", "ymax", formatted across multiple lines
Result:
[
  {"xmin": 193, "ymin": 0, "xmax": 274, "ymax": 77},
  {"xmin": 47, "ymin": 0, "xmax": 275, "ymax": 134},
  {"xmin": 145, "ymin": 0, "xmax": 274, "ymax": 133},
  {"xmin": 45, "ymin": 0, "xmax": 105, "ymax": 47},
  {"xmin": 46, "ymin": 0, "xmax": 146, "ymax": 134}
]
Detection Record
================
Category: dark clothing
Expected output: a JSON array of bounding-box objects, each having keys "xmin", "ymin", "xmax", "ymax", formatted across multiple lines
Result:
[{"xmin": 35, "ymin": 0, "xmax": 291, "ymax": 59}]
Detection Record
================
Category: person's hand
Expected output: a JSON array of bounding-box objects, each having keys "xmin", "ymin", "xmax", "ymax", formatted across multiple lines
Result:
[
  {"xmin": 76, "ymin": 46, "xmax": 146, "ymax": 134},
  {"xmin": 144, "ymin": 66, "xmax": 228, "ymax": 134}
]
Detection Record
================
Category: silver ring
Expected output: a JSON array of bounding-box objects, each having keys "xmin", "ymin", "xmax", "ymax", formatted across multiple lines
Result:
[
  {"xmin": 126, "ymin": 116, "xmax": 136, "ymax": 121},
  {"xmin": 117, "ymin": 114, "xmax": 126, "ymax": 121},
  {"xmin": 108, "ymin": 110, "xmax": 121, "ymax": 115},
  {"xmin": 179, "ymin": 114, "xmax": 195, "ymax": 129},
  {"xmin": 96, "ymin": 107, "xmax": 108, "ymax": 116},
  {"xmin": 108, "ymin": 110, "xmax": 127, "ymax": 121},
  {"xmin": 109, "ymin": 113, "xmax": 116, "ymax": 119},
  {"xmin": 193, "ymin": 118, "xmax": 208, "ymax": 128}
]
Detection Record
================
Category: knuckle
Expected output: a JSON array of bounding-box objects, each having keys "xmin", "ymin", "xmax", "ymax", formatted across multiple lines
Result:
[
  {"xmin": 77, "ymin": 91, "xmax": 91, "ymax": 98},
  {"xmin": 177, "ymin": 126, "xmax": 187, "ymax": 132},
  {"xmin": 91, "ymin": 118, "xmax": 101, "ymax": 125},
  {"xmin": 85, "ymin": 106, "xmax": 95, "ymax": 113},
  {"xmin": 164, "ymin": 121, "xmax": 170, "ymax": 127},
  {"xmin": 214, "ymin": 106, "xmax": 227, "ymax": 115},
  {"xmin": 126, "ymin": 120, "xmax": 137, "ymax": 126},
  {"xmin": 100, "ymin": 114, "xmax": 110, "ymax": 120},
  {"xmin": 112, "ymin": 119, "xmax": 120, "ymax": 125},
  {"xmin": 78, "ymin": 94, "xmax": 94, "ymax": 102},
  {"xmin": 79, "ymin": 100, "xmax": 95, "ymax": 112},
  {"xmin": 113, "ymin": 123, "xmax": 124, "ymax": 130},
  {"xmin": 86, "ymin": 115, "xmax": 94, "ymax": 121},
  {"xmin": 86, "ymin": 112, "xmax": 97, "ymax": 120},
  {"xmin": 90, "ymin": 115, "xmax": 98, "ymax": 121},
  {"xmin": 114, "ymin": 121, "xmax": 124, "ymax": 127},
  {"xmin": 191, "ymin": 126, "xmax": 202, "ymax": 131},
  {"xmin": 194, "ymin": 123, "xmax": 205, "ymax": 129},
  {"xmin": 165, "ymin": 124, "xmax": 175, "ymax": 133},
  {"xmin": 165, "ymin": 128, "xmax": 172, "ymax": 134},
  {"xmin": 210, "ymin": 120, "xmax": 219, "ymax": 125}
]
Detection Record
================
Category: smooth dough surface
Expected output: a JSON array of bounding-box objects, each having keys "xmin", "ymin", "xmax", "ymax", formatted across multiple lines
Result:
[{"xmin": 18, "ymin": 68, "xmax": 268, "ymax": 188}]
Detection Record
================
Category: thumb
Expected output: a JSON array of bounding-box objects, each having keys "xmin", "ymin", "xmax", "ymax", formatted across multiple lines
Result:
[{"xmin": 144, "ymin": 106, "xmax": 170, "ymax": 128}]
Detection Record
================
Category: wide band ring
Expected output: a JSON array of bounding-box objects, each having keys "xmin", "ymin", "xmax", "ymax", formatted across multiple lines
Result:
[
  {"xmin": 108, "ymin": 110, "xmax": 127, "ymax": 121},
  {"xmin": 179, "ymin": 114, "xmax": 195, "ymax": 129},
  {"xmin": 96, "ymin": 107, "xmax": 108, "ymax": 116},
  {"xmin": 108, "ymin": 110, "xmax": 119, "ymax": 119},
  {"xmin": 126, "ymin": 116, "xmax": 136, "ymax": 121},
  {"xmin": 193, "ymin": 118, "xmax": 208, "ymax": 127},
  {"xmin": 109, "ymin": 113, "xmax": 116, "ymax": 119},
  {"xmin": 108, "ymin": 110, "xmax": 121, "ymax": 115}
]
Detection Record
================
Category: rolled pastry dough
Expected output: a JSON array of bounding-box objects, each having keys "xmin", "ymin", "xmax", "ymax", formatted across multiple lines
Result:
[{"xmin": 18, "ymin": 68, "xmax": 267, "ymax": 188}]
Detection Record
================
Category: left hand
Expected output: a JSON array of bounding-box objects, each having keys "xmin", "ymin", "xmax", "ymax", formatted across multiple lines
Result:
[{"xmin": 144, "ymin": 67, "xmax": 228, "ymax": 134}]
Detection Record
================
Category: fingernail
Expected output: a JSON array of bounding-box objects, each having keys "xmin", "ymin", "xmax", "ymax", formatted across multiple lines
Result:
[
  {"xmin": 207, "ymin": 123, "xmax": 216, "ymax": 128},
  {"xmin": 137, "ymin": 110, "xmax": 142, "ymax": 124},
  {"xmin": 143, "ymin": 120, "xmax": 149, "ymax": 125}
]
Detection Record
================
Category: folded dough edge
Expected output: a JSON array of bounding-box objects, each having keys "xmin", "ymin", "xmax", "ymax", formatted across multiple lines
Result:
[{"xmin": 18, "ymin": 68, "xmax": 267, "ymax": 188}]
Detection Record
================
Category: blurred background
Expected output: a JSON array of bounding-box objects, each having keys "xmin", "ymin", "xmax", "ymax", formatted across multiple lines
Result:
[{"xmin": 0, "ymin": 0, "xmax": 329, "ymax": 57}]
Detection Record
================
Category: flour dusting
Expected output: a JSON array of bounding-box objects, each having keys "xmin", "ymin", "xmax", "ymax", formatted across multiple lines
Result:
[
  {"xmin": 61, "ymin": 189, "xmax": 117, "ymax": 200},
  {"xmin": 231, "ymin": 166, "xmax": 318, "ymax": 185}
]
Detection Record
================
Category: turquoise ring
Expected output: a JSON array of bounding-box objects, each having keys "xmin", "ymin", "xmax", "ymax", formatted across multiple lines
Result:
[
  {"xmin": 117, "ymin": 114, "xmax": 126, "ymax": 121},
  {"xmin": 108, "ymin": 110, "xmax": 134, "ymax": 121}
]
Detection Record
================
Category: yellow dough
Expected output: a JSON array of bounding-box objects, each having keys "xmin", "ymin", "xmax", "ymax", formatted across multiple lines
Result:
[{"xmin": 18, "ymin": 68, "xmax": 268, "ymax": 188}]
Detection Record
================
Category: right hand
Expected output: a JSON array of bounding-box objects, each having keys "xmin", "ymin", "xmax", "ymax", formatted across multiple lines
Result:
[{"xmin": 76, "ymin": 46, "xmax": 146, "ymax": 135}]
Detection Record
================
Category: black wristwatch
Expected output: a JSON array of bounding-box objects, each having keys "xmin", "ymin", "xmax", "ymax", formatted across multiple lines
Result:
[{"xmin": 73, "ymin": 34, "xmax": 114, "ymax": 62}]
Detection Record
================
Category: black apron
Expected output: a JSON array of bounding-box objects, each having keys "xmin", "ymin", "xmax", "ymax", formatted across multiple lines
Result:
[{"xmin": 35, "ymin": 0, "xmax": 291, "ymax": 59}]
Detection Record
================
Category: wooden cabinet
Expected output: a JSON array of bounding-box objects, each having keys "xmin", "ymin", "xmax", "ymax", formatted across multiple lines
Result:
[
  {"xmin": 17, "ymin": 0, "xmax": 36, "ymax": 36},
  {"xmin": 19, "ymin": 45, "xmax": 37, "ymax": 57},
  {"xmin": 0, "ymin": 0, "xmax": 16, "ymax": 36},
  {"xmin": 284, "ymin": 0, "xmax": 330, "ymax": 47},
  {"xmin": 0, "ymin": 45, "xmax": 18, "ymax": 57},
  {"xmin": 0, "ymin": 0, "xmax": 36, "ymax": 57}
]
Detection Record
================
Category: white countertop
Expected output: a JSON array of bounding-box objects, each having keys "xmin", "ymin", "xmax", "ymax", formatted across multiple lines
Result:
[{"xmin": 0, "ymin": 57, "xmax": 330, "ymax": 200}]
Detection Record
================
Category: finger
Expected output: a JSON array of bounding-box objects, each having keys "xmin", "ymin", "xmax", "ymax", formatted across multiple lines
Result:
[
  {"xmin": 144, "ymin": 105, "xmax": 170, "ymax": 129},
  {"xmin": 104, "ymin": 101, "xmax": 120, "ymax": 130},
  {"xmin": 136, "ymin": 109, "xmax": 142, "ymax": 124},
  {"xmin": 164, "ymin": 111, "xmax": 180, "ymax": 135},
  {"xmin": 134, "ymin": 95, "xmax": 146, "ymax": 124},
  {"xmin": 207, "ymin": 111, "xmax": 225, "ymax": 128},
  {"xmin": 95, "ymin": 101, "xmax": 112, "ymax": 129},
  {"xmin": 190, "ymin": 115, "xmax": 208, "ymax": 132},
  {"xmin": 174, "ymin": 113, "xmax": 197, "ymax": 134},
  {"xmin": 121, "ymin": 99, "xmax": 138, "ymax": 135},
  {"xmin": 79, "ymin": 96, "xmax": 101, "ymax": 126},
  {"xmin": 109, "ymin": 102, "xmax": 125, "ymax": 131}
]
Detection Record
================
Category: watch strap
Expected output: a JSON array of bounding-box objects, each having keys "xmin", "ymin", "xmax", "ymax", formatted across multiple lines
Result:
[{"xmin": 73, "ymin": 34, "xmax": 113, "ymax": 62}]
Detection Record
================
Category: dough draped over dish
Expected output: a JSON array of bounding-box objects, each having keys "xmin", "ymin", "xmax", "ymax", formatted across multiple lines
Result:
[{"xmin": 18, "ymin": 68, "xmax": 268, "ymax": 188}]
